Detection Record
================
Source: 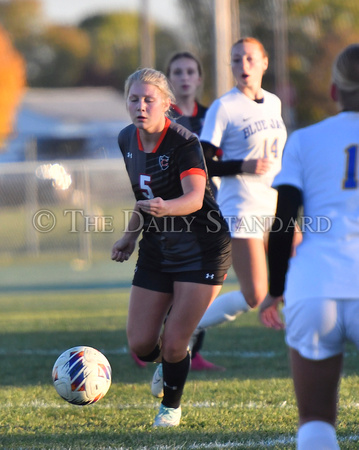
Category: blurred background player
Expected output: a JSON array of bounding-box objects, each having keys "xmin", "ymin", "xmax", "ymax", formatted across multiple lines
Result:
[
  {"xmin": 259, "ymin": 43, "xmax": 359, "ymax": 450},
  {"xmin": 132, "ymin": 51, "xmax": 224, "ymax": 371},
  {"xmin": 166, "ymin": 51, "xmax": 207, "ymax": 137},
  {"xmin": 112, "ymin": 68, "xmax": 231, "ymax": 426},
  {"xmin": 194, "ymin": 37, "xmax": 287, "ymax": 354}
]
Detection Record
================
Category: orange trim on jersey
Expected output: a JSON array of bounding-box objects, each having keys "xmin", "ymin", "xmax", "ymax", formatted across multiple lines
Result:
[
  {"xmin": 171, "ymin": 102, "xmax": 198, "ymax": 117},
  {"xmin": 136, "ymin": 117, "xmax": 171, "ymax": 153},
  {"xmin": 171, "ymin": 104, "xmax": 182, "ymax": 115},
  {"xmin": 136, "ymin": 129, "xmax": 143, "ymax": 151},
  {"xmin": 180, "ymin": 167, "xmax": 206, "ymax": 180}
]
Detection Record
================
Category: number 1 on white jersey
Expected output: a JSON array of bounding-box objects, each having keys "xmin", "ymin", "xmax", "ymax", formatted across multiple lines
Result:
[{"xmin": 343, "ymin": 145, "xmax": 358, "ymax": 189}]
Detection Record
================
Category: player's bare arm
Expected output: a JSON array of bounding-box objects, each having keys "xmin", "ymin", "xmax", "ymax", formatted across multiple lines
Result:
[
  {"xmin": 137, "ymin": 173, "xmax": 206, "ymax": 217},
  {"xmin": 111, "ymin": 203, "xmax": 142, "ymax": 262}
]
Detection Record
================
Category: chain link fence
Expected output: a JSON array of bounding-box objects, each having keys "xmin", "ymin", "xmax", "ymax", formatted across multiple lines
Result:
[
  {"xmin": 1, "ymin": 157, "xmax": 135, "ymax": 258},
  {"xmin": 0, "ymin": 154, "xmax": 139, "ymax": 290}
]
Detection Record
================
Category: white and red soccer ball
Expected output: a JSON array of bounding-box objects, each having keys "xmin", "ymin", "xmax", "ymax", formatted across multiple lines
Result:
[{"xmin": 52, "ymin": 346, "xmax": 112, "ymax": 405}]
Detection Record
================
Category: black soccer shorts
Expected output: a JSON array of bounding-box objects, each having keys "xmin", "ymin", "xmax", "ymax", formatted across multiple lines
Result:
[{"xmin": 132, "ymin": 266, "xmax": 228, "ymax": 293}]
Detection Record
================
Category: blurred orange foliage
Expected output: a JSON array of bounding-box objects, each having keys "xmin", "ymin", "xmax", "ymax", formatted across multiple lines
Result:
[{"xmin": 0, "ymin": 25, "xmax": 25, "ymax": 148}]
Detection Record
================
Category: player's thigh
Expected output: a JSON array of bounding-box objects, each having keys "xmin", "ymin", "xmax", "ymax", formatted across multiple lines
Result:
[
  {"xmin": 290, "ymin": 348, "xmax": 343, "ymax": 426},
  {"xmin": 231, "ymin": 237, "xmax": 268, "ymax": 306},
  {"xmin": 127, "ymin": 285, "xmax": 172, "ymax": 346}
]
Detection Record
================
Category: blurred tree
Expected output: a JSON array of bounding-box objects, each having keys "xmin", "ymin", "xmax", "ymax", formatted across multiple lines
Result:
[
  {"xmin": 32, "ymin": 25, "xmax": 90, "ymax": 87},
  {"xmin": 0, "ymin": 2, "xmax": 181, "ymax": 92},
  {"xmin": 0, "ymin": 25, "xmax": 25, "ymax": 148},
  {"xmin": 0, "ymin": 0, "xmax": 90, "ymax": 87},
  {"xmin": 79, "ymin": 12, "xmax": 180, "ymax": 91},
  {"xmin": 0, "ymin": 0, "xmax": 44, "ymax": 41},
  {"xmin": 79, "ymin": 13, "xmax": 140, "ymax": 88},
  {"xmin": 287, "ymin": 0, "xmax": 359, "ymax": 125}
]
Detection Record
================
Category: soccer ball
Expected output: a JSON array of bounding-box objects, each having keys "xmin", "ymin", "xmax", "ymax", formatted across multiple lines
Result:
[{"xmin": 52, "ymin": 346, "xmax": 112, "ymax": 405}]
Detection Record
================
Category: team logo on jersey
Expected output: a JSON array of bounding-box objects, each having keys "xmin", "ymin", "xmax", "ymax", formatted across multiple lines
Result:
[{"xmin": 159, "ymin": 155, "xmax": 170, "ymax": 170}]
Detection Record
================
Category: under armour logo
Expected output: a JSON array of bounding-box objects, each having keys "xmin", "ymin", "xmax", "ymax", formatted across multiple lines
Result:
[
  {"xmin": 127, "ymin": 152, "xmax": 133, "ymax": 158},
  {"xmin": 206, "ymin": 273, "xmax": 214, "ymax": 279}
]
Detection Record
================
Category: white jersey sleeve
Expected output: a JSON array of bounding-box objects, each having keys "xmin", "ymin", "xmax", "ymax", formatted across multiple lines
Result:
[{"xmin": 273, "ymin": 131, "xmax": 303, "ymax": 191}]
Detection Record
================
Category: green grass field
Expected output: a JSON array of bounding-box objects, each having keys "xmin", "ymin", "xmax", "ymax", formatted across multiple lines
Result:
[{"xmin": 1, "ymin": 283, "xmax": 359, "ymax": 449}]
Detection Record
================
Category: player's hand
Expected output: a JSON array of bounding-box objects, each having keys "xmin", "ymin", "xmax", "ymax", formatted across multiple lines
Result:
[
  {"xmin": 111, "ymin": 238, "xmax": 136, "ymax": 262},
  {"xmin": 259, "ymin": 294, "xmax": 284, "ymax": 330},
  {"xmin": 241, "ymin": 158, "xmax": 272, "ymax": 175},
  {"xmin": 137, "ymin": 197, "xmax": 167, "ymax": 217}
]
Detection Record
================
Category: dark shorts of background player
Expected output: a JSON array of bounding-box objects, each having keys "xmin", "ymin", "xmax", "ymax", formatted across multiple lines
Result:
[{"xmin": 132, "ymin": 266, "xmax": 228, "ymax": 294}]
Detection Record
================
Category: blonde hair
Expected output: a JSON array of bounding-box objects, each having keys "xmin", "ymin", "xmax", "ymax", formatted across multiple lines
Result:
[
  {"xmin": 124, "ymin": 68, "xmax": 176, "ymax": 109},
  {"xmin": 332, "ymin": 44, "xmax": 359, "ymax": 92}
]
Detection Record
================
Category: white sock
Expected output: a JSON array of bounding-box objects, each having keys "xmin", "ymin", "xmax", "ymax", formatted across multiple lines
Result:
[
  {"xmin": 197, "ymin": 290, "xmax": 250, "ymax": 329},
  {"xmin": 297, "ymin": 421, "xmax": 339, "ymax": 450}
]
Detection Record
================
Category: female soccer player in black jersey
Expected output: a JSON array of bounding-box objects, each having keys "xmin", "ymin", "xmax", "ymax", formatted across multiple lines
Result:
[
  {"xmin": 131, "ymin": 52, "xmax": 224, "ymax": 373},
  {"xmin": 111, "ymin": 68, "xmax": 231, "ymax": 427}
]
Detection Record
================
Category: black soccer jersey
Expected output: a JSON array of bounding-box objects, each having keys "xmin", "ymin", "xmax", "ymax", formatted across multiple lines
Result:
[
  {"xmin": 118, "ymin": 118, "xmax": 231, "ymax": 273},
  {"xmin": 170, "ymin": 102, "xmax": 207, "ymax": 137},
  {"xmin": 170, "ymin": 101, "xmax": 221, "ymax": 197}
]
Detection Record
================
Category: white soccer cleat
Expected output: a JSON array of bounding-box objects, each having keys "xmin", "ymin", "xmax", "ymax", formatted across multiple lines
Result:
[
  {"xmin": 153, "ymin": 404, "xmax": 181, "ymax": 427},
  {"xmin": 151, "ymin": 363, "xmax": 164, "ymax": 398}
]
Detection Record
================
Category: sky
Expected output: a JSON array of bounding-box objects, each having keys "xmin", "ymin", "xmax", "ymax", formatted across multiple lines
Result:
[{"xmin": 40, "ymin": 0, "xmax": 183, "ymax": 27}]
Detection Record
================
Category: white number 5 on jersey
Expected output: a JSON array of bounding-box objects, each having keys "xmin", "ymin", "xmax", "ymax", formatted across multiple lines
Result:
[{"xmin": 139, "ymin": 174, "xmax": 154, "ymax": 199}]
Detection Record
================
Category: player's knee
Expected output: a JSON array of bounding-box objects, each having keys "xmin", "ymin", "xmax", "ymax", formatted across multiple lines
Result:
[
  {"xmin": 128, "ymin": 341, "xmax": 146, "ymax": 356},
  {"xmin": 127, "ymin": 333, "xmax": 157, "ymax": 358},
  {"xmin": 161, "ymin": 338, "xmax": 187, "ymax": 362},
  {"xmin": 129, "ymin": 342, "xmax": 161, "ymax": 362}
]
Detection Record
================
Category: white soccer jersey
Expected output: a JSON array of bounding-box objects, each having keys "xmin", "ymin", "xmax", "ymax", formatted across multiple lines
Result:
[
  {"xmin": 273, "ymin": 111, "xmax": 359, "ymax": 303},
  {"xmin": 200, "ymin": 87, "xmax": 287, "ymax": 235}
]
